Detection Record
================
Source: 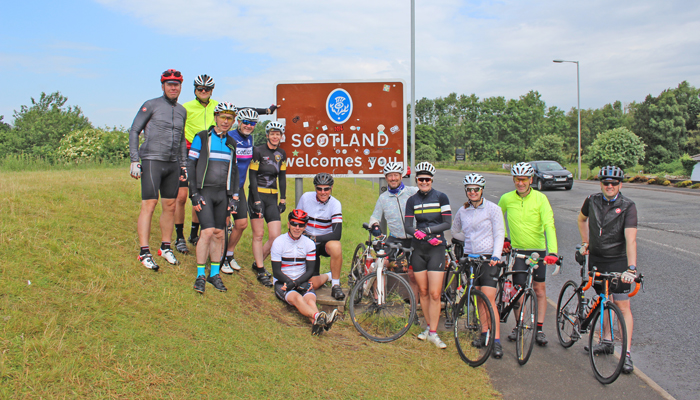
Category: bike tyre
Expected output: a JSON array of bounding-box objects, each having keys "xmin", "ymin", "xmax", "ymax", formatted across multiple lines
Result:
[
  {"xmin": 556, "ymin": 280, "xmax": 580, "ymax": 348},
  {"xmin": 589, "ymin": 301, "xmax": 627, "ymax": 384},
  {"xmin": 515, "ymin": 288, "xmax": 538, "ymax": 365},
  {"xmin": 454, "ymin": 288, "xmax": 496, "ymax": 367},
  {"xmin": 348, "ymin": 243, "xmax": 367, "ymax": 289}
]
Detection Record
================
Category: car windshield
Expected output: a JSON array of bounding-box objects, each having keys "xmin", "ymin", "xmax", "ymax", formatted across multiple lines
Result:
[{"xmin": 538, "ymin": 161, "xmax": 564, "ymax": 171}]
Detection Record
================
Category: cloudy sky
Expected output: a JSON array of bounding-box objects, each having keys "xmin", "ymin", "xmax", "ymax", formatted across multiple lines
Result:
[{"xmin": 1, "ymin": 0, "xmax": 699, "ymax": 128}]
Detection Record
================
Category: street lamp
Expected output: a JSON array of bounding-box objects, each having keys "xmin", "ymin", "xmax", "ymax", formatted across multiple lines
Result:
[{"xmin": 553, "ymin": 59, "xmax": 581, "ymax": 180}]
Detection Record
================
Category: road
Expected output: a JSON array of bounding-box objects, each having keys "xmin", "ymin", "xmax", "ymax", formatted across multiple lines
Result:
[{"xmin": 426, "ymin": 170, "xmax": 700, "ymax": 400}]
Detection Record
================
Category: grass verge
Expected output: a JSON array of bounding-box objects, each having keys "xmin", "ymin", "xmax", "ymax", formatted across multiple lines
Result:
[{"xmin": 0, "ymin": 168, "xmax": 497, "ymax": 399}]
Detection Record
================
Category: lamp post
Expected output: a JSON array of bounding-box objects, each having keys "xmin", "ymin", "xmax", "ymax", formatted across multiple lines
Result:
[
  {"xmin": 410, "ymin": 0, "xmax": 416, "ymax": 178},
  {"xmin": 553, "ymin": 59, "xmax": 581, "ymax": 180}
]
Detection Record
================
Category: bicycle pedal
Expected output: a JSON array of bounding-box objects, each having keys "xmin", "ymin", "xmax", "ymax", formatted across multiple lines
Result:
[{"xmin": 444, "ymin": 320, "xmax": 455, "ymax": 328}]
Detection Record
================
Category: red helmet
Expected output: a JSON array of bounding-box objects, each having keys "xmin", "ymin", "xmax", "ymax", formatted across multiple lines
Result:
[
  {"xmin": 161, "ymin": 69, "xmax": 183, "ymax": 83},
  {"xmin": 288, "ymin": 209, "xmax": 309, "ymax": 225}
]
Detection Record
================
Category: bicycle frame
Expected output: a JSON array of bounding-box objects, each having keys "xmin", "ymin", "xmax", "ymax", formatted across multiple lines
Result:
[{"xmin": 496, "ymin": 250, "xmax": 539, "ymax": 323}]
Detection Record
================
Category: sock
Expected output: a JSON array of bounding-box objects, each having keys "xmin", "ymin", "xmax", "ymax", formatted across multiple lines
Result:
[
  {"xmin": 175, "ymin": 224, "xmax": 184, "ymax": 239},
  {"xmin": 429, "ymin": 330, "xmax": 437, "ymax": 335},
  {"xmin": 197, "ymin": 264, "xmax": 206, "ymax": 277},
  {"xmin": 161, "ymin": 242, "xmax": 171, "ymax": 250},
  {"xmin": 626, "ymin": 351, "xmax": 631, "ymax": 357},
  {"xmin": 190, "ymin": 223, "xmax": 200, "ymax": 237},
  {"xmin": 332, "ymin": 279, "xmax": 340, "ymax": 286},
  {"xmin": 313, "ymin": 312, "xmax": 319, "ymax": 321},
  {"xmin": 325, "ymin": 272, "xmax": 333, "ymax": 281},
  {"xmin": 140, "ymin": 246, "xmax": 150, "ymax": 256},
  {"xmin": 211, "ymin": 263, "xmax": 220, "ymax": 277},
  {"xmin": 226, "ymin": 251, "xmax": 234, "ymax": 257},
  {"xmin": 425, "ymin": 326, "xmax": 430, "ymax": 331},
  {"xmin": 537, "ymin": 323, "xmax": 543, "ymax": 332},
  {"xmin": 495, "ymin": 339, "xmax": 501, "ymax": 344}
]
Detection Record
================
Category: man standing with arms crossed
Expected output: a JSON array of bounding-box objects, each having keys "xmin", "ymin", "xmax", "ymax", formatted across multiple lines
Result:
[
  {"xmin": 129, "ymin": 69, "xmax": 188, "ymax": 271},
  {"xmin": 577, "ymin": 165, "xmax": 639, "ymax": 373},
  {"xmin": 498, "ymin": 162, "xmax": 559, "ymax": 346}
]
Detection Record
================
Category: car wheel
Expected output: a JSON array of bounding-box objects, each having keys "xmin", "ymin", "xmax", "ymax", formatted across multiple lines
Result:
[
  {"xmin": 565, "ymin": 184, "xmax": 573, "ymax": 190},
  {"xmin": 536, "ymin": 179, "xmax": 544, "ymax": 191}
]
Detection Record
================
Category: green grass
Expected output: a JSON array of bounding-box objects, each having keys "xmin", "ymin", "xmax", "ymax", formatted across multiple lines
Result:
[{"xmin": 0, "ymin": 168, "xmax": 497, "ymax": 399}]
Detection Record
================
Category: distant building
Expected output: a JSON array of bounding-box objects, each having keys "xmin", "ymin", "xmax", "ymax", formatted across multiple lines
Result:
[{"xmin": 691, "ymin": 154, "xmax": 700, "ymax": 181}]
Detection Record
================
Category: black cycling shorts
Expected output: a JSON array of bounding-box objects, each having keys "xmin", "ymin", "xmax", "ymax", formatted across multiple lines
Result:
[
  {"xmin": 512, "ymin": 250, "xmax": 546, "ymax": 286},
  {"xmin": 311, "ymin": 241, "xmax": 334, "ymax": 276},
  {"xmin": 248, "ymin": 192, "xmax": 281, "ymax": 222},
  {"xmin": 274, "ymin": 281, "xmax": 316, "ymax": 304},
  {"xmin": 473, "ymin": 258, "xmax": 499, "ymax": 288},
  {"xmin": 588, "ymin": 255, "xmax": 631, "ymax": 299},
  {"xmin": 410, "ymin": 240, "xmax": 446, "ymax": 273},
  {"xmin": 195, "ymin": 186, "xmax": 228, "ymax": 230},
  {"xmin": 141, "ymin": 160, "xmax": 180, "ymax": 200},
  {"xmin": 232, "ymin": 190, "xmax": 248, "ymax": 221}
]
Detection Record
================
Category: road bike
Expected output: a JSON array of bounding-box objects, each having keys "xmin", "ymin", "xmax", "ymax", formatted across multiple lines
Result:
[
  {"xmin": 347, "ymin": 224, "xmax": 417, "ymax": 342},
  {"xmin": 555, "ymin": 247, "xmax": 643, "ymax": 384},
  {"xmin": 495, "ymin": 249, "xmax": 562, "ymax": 365},
  {"xmin": 348, "ymin": 224, "xmax": 411, "ymax": 289}
]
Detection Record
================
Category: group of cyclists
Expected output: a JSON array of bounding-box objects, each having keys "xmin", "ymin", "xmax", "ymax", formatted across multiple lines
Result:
[{"xmin": 128, "ymin": 69, "xmax": 641, "ymax": 369}]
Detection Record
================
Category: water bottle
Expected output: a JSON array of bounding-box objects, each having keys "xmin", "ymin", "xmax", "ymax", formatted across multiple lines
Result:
[
  {"xmin": 502, "ymin": 280, "xmax": 513, "ymax": 303},
  {"xmin": 584, "ymin": 295, "xmax": 599, "ymax": 316},
  {"xmin": 365, "ymin": 255, "xmax": 374, "ymax": 273}
]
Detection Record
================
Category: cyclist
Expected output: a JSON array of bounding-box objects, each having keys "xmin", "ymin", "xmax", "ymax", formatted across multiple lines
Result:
[
  {"xmin": 403, "ymin": 162, "xmax": 452, "ymax": 349},
  {"xmin": 187, "ymin": 102, "xmax": 240, "ymax": 293},
  {"xmin": 368, "ymin": 161, "xmax": 418, "ymax": 294},
  {"xmin": 498, "ymin": 162, "xmax": 559, "ymax": 346},
  {"xmin": 248, "ymin": 121, "xmax": 287, "ymax": 279},
  {"xmin": 175, "ymin": 74, "xmax": 218, "ymax": 254},
  {"xmin": 129, "ymin": 69, "xmax": 188, "ymax": 271},
  {"xmin": 451, "ymin": 173, "xmax": 505, "ymax": 358},
  {"xmin": 577, "ymin": 165, "xmax": 638, "ymax": 373},
  {"xmin": 271, "ymin": 209, "xmax": 338, "ymax": 335},
  {"xmin": 297, "ymin": 172, "xmax": 345, "ymax": 300}
]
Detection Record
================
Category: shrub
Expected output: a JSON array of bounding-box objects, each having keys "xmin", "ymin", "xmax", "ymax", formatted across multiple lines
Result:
[
  {"xmin": 680, "ymin": 154, "xmax": 697, "ymax": 176},
  {"xmin": 649, "ymin": 176, "xmax": 670, "ymax": 186},
  {"xmin": 57, "ymin": 127, "xmax": 128, "ymax": 162},
  {"xmin": 691, "ymin": 183, "xmax": 700, "ymax": 189},
  {"xmin": 628, "ymin": 175, "xmax": 649, "ymax": 183},
  {"xmin": 649, "ymin": 158, "xmax": 685, "ymax": 176},
  {"xmin": 585, "ymin": 127, "xmax": 646, "ymax": 170},
  {"xmin": 675, "ymin": 180, "xmax": 693, "ymax": 187}
]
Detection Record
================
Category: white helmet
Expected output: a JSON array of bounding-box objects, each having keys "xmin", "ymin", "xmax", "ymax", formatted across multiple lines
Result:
[
  {"xmin": 511, "ymin": 162, "xmax": 534, "ymax": 177},
  {"xmin": 214, "ymin": 101, "xmax": 236, "ymax": 115},
  {"xmin": 382, "ymin": 161, "xmax": 403, "ymax": 175},
  {"xmin": 194, "ymin": 74, "xmax": 215, "ymax": 88},
  {"xmin": 265, "ymin": 121, "xmax": 285, "ymax": 134},
  {"xmin": 463, "ymin": 173, "xmax": 485, "ymax": 187},
  {"xmin": 236, "ymin": 108, "xmax": 259, "ymax": 122},
  {"xmin": 415, "ymin": 162, "xmax": 436, "ymax": 177}
]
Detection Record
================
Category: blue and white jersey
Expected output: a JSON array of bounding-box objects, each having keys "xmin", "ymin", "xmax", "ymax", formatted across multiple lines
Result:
[
  {"xmin": 189, "ymin": 131, "xmax": 234, "ymax": 188},
  {"xmin": 228, "ymin": 129, "xmax": 254, "ymax": 189},
  {"xmin": 270, "ymin": 233, "xmax": 317, "ymax": 282}
]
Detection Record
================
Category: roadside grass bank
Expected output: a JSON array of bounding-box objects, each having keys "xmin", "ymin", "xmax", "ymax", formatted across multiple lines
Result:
[{"xmin": 0, "ymin": 168, "xmax": 497, "ymax": 399}]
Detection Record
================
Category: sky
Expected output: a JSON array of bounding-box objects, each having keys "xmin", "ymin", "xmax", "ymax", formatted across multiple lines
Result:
[{"xmin": 1, "ymin": 0, "xmax": 699, "ymax": 128}]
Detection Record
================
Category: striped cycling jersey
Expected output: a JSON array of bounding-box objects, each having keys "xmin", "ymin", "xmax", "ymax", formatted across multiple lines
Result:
[
  {"xmin": 188, "ymin": 130, "xmax": 234, "ymax": 188},
  {"xmin": 270, "ymin": 233, "xmax": 317, "ymax": 282},
  {"xmin": 228, "ymin": 129, "xmax": 254, "ymax": 189},
  {"xmin": 296, "ymin": 191, "xmax": 342, "ymax": 237},
  {"xmin": 404, "ymin": 189, "xmax": 452, "ymax": 234}
]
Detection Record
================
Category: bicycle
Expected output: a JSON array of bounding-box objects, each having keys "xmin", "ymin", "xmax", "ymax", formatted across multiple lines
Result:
[
  {"xmin": 452, "ymin": 253, "xmax": 497, "ymax": 367},
  {"xmin": 555, "ymin": 247, "xmax": 643, "ymax": 384},
  {"xmin": 495, "ymin": 249, "xmax": 562, "ymax": 365},
  {"xmin": 347, "ymin": 224, "xmax": 417, "ymax": 342},
  {"xmin": 441, "ymin": 240, "xmax": 465, "ymax": 329},
  {"xmin": 348, "ymin": 224, "xmax": 411, "ymax": 289}
]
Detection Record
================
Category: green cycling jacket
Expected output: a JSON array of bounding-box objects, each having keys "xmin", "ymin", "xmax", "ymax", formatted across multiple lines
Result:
[{"xmin": 498, "ymin": 189, "xmax": 558, "ymax": 254}]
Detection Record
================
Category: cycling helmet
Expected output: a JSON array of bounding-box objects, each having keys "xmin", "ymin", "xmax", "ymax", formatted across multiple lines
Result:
[
  {"xmin": 214, "ymin": 102, "xmax": 236, "ymax": 115},
  {"xmin": 415, "ymin": 162, "xmax": 436, "ymax": 177},
  {"xmin": 160, "ymin": 69, "xmax": 183, "ymax": 83},
  {"xmin": 194, "ymin": 74, "xmax": 215, "ymax": 88},
  {"xmin": 313, "ymin": 172, "xmax": 334, "ymax": 187},
  {"xmin": 463, "ymin": 173, "xmax": 486, "ymax": 187},
  {"xmin": 236, "ymin": 108, "xmax": 259, "ymax": 122},
  {"xmin": 265, "ymin": 121, "xmax": 285, "ymax": 134},
  {"xmin": 288, "ymin": 209, "xmax": 309, "ymax": 225},
  {"xmin": 382, "ymin": 161, "xmax": 403, "ymax": 175},
  {"xmin": 599, "ymin": 165, "xmax": 624, "ymax": 181},
  {"xmin": 511, "ymin": 162, "xmax": 534, "ymax": 177}
]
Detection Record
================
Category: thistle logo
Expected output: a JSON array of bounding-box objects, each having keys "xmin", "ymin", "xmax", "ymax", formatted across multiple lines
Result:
[{"xmin": 326, "ymin": 89, "xmax": 353, "ymax": 124}]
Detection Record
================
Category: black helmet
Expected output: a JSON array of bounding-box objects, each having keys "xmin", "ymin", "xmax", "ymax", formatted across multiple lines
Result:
[
  {"xmin": 313, "ymin": 172, "xmax": 334, "ymax": 187},
  {"xmin": 598, "ymin": 166, "xmax": 624, "ymax": 181}
]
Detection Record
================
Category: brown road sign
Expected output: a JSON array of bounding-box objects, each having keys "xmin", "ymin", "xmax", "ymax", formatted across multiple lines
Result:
[{"xmin": 276, "ymin": 80, "xmax": 406, "ymax": 178}]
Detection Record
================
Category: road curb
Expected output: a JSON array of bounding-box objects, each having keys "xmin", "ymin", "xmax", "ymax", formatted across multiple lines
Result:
[
  {"xmin": 575, "ymin": 179, "xmax": 700, "ymax": 196},
  {"xmin": 545, "ymin": 296, "xmax": 676, "ymax": 400}
]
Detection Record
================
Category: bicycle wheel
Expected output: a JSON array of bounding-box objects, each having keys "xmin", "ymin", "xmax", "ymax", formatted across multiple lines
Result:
[
  {"xmin": 348, "ymin": 243, "xmax": 366, "ymax": 288},
  {"xmin": 556, "ymin": 280, "xmax": 581, "ymax": 348},
  {"xmin": 589, "ymin": 301, "xmax": 627, "ymax": 384},
  {"xmin": 454, "ymin": 289, "xmax": 495, "ymax": 367},
  {"xmin": 515, "ymin": 288, "xmax": 538, "ymax": 365},
  {"xmin": 348, "ymin": 270, "xmax": 416, "ymax": 342}
]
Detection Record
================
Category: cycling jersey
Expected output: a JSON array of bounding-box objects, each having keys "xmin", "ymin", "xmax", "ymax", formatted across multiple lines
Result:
[
  {"xmin": 297, "ymin": 192, "xmax": 342, "ymax": 238},
  {"xmin": 581, "ymin": 192, "xmax": 637, "ymax": 259},
  {"xmin": 270, "ymin": 232, "xmax": 317, "ymax": 285},
  {"xmin": 498, "ymin": 189, "xmax": 558, "ymax": 254},
  {"xmin": 129, "ymin": 95, "xmax": 187, "ymax": 166},
  {"xmin": 182, "ymin": 98, "xmax": 219, "ymax": 145},
  {"xmin": 187, "ymin": 128, "xmax": 239, "ymax": 195},
  {"xmin": 403, "ymin": 189, "xmax": 452, "ymax": 237},
  {"xmin": 451, "ymin": 199, "xmax": 505, "ymax": 259},
  {"xmin": 369, "ymin": 184, "xmax": 419, "ymax": 239},
  {"xmin": 249, "ymin": 144, "xmax": 287, "ymax": 202},
  {"xmin": 229, "ymin": 129, "xmax": 254, "ymax": 189}
]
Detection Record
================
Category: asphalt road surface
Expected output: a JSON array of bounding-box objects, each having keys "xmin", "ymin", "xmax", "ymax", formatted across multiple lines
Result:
[{"xmin": 425, "ymin": 170, "xmax": 699, "ymax": 400}]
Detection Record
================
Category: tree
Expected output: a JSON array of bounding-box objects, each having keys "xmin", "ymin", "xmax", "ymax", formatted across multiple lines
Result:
[
  {"xmin": 585, "ymin": 127, "xmax": 646, "ymax": 170},
  {"xmin": 526, "ymin": 134, "xmax": 566, "ymax": 164},
  {"xmin": 2, "ymin": 92, "xmax": 92, "ymax": 159},
  {"xmin": 415, "ymin": 144, "xmax": 437, "ymax": 162}
]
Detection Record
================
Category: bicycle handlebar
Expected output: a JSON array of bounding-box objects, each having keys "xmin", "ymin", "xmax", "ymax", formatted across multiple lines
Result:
[{"xmin": 583, "ymin": 267, "xmax": 645, "ymax": 297}]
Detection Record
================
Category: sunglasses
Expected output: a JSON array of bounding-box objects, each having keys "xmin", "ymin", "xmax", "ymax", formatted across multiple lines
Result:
[
  {"xmin": 417, "ymin": 177, "xmax": 433, "ymax": 183},
  {"xmin": 240, "ymin": 120, "xmax": 257, "ymax": 126},
  {"xmin": 315, "ymin": 186, "xmax": 332, "ymax": 192},
  {"xmin": 196, "ymin": 87, "xmax": 212, "ymax": 92},
  {"xmin": 466, "ymin": 187, "xmax": 482, "ymax": 193},
  {"xmin": 514, "ymin": 177, "xmax": 530, "ymax": 183},
  {"xmin": 601, "ymin": 180, "xmax": 621, "ymax": 187},
  {"xmin": 217, "ymin": 114, "xmax": 234, "ymax": 121},
  {"xmin": 289, "ymin": 220, "xmax": 307, "ymax": 227},
  {"xmin": 162, "ymin": 70, "xmax": 182, "ymax": 78}
]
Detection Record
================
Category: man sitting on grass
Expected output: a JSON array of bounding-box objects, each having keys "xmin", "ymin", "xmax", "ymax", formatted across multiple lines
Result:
[{"xmin": 271, "ymin": 209, "xmax": 339, "ymax": 335}]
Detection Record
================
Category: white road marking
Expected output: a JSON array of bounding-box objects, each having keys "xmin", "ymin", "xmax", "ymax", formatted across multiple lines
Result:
[{"xmin": 637, "ymin": 236, "xmax": 700, "ymax": 257}]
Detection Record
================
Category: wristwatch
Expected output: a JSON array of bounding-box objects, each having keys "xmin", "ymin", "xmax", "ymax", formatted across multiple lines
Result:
[{"xmin": 628, "ymin": 265, "xmax": 636, "ymax": 271}]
